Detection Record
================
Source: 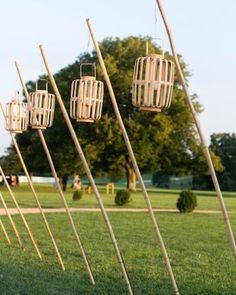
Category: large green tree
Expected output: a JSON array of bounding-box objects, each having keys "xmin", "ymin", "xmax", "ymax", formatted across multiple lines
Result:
[
  {"xmin": 210, "ymin": 133, "xmax": 236, "ymax": 191},
  {"xmin": 1, "ymin": 36, "xmax": 222, "ymax": 190},
  {"xmin": 0, "ymin": 144, "xmax": 22, "ymax": 175}
]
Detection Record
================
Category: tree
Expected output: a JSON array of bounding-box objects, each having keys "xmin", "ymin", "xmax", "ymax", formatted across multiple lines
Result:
[
  {"xmin": 0, "ymin": 144, "xmax": 22, "ymax": 175},
  {"xmin": 210, "ymin": 133, "xmax": 236, "ymax": 191},
  {"xmin": 1, "ymin": 36, "xmax": 222, "ymax": 191}
]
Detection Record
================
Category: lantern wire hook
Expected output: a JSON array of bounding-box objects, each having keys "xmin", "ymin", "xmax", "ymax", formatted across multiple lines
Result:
[
  {"xmin": 154, "ymin": 0, "xmax": 158, "ymax": 24},
  {"xmin": 153, "ymin": 0, "xmax": 165, "ymax": 57},
  {"xmin": 40, "ymin": 56, "xmax": 45, "ymax": 78},
  {"xmin": 87, "ymin": 31, "xmax": 91, "ymax": 50}
]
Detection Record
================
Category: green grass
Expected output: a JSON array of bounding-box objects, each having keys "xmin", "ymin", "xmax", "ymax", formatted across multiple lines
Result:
[
  {"xmin": 0, "ymin": 184, "xmax": 235, "ymax": 211},
  {"xmin": 0, "ymin": 212, "xmax": 235, "ymax": 294},
  {"xmin": 0, "ymin": 185, "xmax": 235, "ymax": 294}
]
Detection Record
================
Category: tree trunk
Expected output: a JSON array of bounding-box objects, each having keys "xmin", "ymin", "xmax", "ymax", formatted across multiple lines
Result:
[
  {"xmin": 125, "ymin": 156, "xmax": 137, "ymax": 192},
  {"xmin": 129, "ymin": 168, "xmax": 136, "ymax": 192},
  {"xmin": 62, "ymin": 175, "xmax": 68, "ymax": 191}
]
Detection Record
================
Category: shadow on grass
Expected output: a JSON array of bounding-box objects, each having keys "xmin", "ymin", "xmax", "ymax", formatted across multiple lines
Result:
[
  {"xmin": 0, "ymin": 260, "xmax": 235, "ymax": 295},
  {"xmin": 0, "ymin": 260, "xmax": 172, "ymax": 295}
]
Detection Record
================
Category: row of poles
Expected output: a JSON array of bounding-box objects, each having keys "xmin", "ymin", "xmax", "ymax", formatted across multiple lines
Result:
[{"xmin": 0, "ymin": 1, "xmax": 235, "ymax": 294}]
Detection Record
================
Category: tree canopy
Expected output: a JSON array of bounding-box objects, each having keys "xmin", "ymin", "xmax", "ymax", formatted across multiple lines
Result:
[
  {"xmin": 0, "ymin": 36, "xmax": 223, "ymax": 190},
  {"xmin": 210, "ymin": 133, "xmax": 236, "ymax": 191}
]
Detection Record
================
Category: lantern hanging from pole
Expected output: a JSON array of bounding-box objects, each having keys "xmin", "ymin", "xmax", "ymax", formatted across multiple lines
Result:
[
  {"xmin": 29, "ymin": 80, "xmax": 55, "ymax": 129},
  {"xmin": 70, "ymin": 63, "xmax": 104, "ymax": 123},
  {"xmin": 5, "ymin": 92, "xmax": 29, "ymax": 133},
  {"xmin": 132, "ymin": 40, "xmax": 175, "ymax": 112}
]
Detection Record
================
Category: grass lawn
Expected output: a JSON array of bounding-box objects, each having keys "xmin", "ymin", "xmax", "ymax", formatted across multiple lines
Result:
[
  {"xmin": 0, "ymin": 184, "xmax": 236, "ymax": 211},
  {"xmin": 0, "ymin": 185, "xmax": 235, "ymax": 294}
]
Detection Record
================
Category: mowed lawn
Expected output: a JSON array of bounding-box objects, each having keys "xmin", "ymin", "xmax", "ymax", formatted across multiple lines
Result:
[
  {"xmin": 1, "ymin": 184, "xmax": 236, "ymax": 211},
  {"xmin": 0, "ymin": 184, "xmax": 235, "ymax": 294}
]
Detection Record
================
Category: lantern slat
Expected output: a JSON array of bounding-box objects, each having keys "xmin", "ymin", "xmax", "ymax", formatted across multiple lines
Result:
[
  {"xmin": 132, "ymin": 46, "xmax": 175, "ymax": 112},
  {"xmin": 5, "ymin": 92, "xmax": 28, "ymax": 133},
  {"xmin": 29, "ymin": 81, "xmax": 55, "ymax": 129},
  {"xmin": 70, "ymin": 63, "xmax": 104, "ymax": 123}
]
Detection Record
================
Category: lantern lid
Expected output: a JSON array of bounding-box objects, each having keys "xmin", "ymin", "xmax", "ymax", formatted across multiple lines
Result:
[
  {"xmin": 81, "ymin": 75, "xmax": 96, "ymax": 80},
  {"xmin": 35, "ymin": 89, "xmax": 48, "ymax": 93},
  {"xmin": 147, "ymin": 53, "xmax": 164, "ymax": 59}
]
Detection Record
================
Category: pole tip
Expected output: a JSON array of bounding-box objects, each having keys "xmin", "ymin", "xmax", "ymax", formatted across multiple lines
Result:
[{"xmin": 86, "ymin": 18, "xmax": 90, "ymax": 23}]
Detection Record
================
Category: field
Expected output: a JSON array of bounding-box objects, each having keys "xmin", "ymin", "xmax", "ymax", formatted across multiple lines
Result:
[{"xmin": 0, "ymin": 184, "xmax": 235, "ymax": 294}]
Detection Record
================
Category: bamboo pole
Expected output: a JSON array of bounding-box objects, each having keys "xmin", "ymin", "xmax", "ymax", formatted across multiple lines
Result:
[
  {"xmin": 0, "ymin": 190, "xmax": 23, "ymax": 248},
  {"xmin": 39, "ymin": 45, "xmax": 133, "ymax": 295},
  {"xmin": 86, "ymin": 19, "xmax": 180, "ymax": 295},
  {"xmin": 155, "ymin": 0, "xmax": 236, "ymax": 258},
  {"xmin": 9, "ymin": 136, "xmax": 64, "ymax": 268},
  {"xmin": 15, "ymin": 61, "xmax": 95, "ymax": 285},
  {"xmin": 0, "ymin": 166, "xmax": 42, "ymax": 258},
  {"xmin": 0, "ymin": 103, "xmax": 65, "ymax": 269},
  {"xmin": 0, "ymin": 217, "xmax": 11, "ymax": 245}
]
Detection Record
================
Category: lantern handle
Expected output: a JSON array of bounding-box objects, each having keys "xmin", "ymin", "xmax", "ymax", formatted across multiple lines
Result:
[
  {"xmin": 146, "ymin": 38, "xmax": 164, "ymax": 57},
  {"xmin": 14, "ymin": 91, "xmax": 20, "ymax": 103},
  {"xmin": 36, "ymin": 79, "xmax": 48, "ymax": 92},
  {"xmin": 80, "ymin": 63, "xmax": 96, "ymax": 78}
]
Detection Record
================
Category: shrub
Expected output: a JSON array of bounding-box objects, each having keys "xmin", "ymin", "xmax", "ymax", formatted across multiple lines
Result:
[
  {"xmin": 115, "ymin": 189, "xmax": 131, "ymax": 206},
  {"xmin": 73, "ymin": 190, "xmax": 83, "ymax": 201},
  {"xmin": 176, "ymin": 190, "xmax": 197, "ymax": 213}
]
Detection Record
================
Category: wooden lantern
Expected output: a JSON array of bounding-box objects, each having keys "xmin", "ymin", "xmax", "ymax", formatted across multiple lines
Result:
[
  {"xmin": 29, "ymin": 80, "xmax": 55, "ymax": 129},
  {"xmin": 132, "ymin": 42, "xmax": 175, "ymax": 112},
  {"xmin": 70, "ymin": 63, "xmax": 104, "ymax": 123},
  {"xmin": 5, "ymin": 92, "xmax": 28, "ymax": 133}
]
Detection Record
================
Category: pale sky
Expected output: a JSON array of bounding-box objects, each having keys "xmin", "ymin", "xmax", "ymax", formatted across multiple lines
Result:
[{"xmin": 0, "ymin": 0, "xmax": 236, "ymax": 156}]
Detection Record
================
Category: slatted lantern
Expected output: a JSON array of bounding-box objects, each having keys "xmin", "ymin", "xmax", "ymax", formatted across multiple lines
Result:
[
  {"xmin": 29, "ymin": 80, "xmax": 55, "ymax": 129},
  {"xmin": 70, "ymin": 63, "xmax": 104, "ymax": 123},
  {"xmin": 5, "ymin": 92, "xmax": 28, "ymax": 133},
  {"xmin": 132, "ymin": 41, "xmax": 175, "ymax": 112}
]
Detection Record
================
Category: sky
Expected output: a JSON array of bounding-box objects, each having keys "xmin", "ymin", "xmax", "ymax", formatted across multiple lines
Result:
[{"xmin": 0, "ymin": 0, "xmax": 236, "ymax": 156}]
